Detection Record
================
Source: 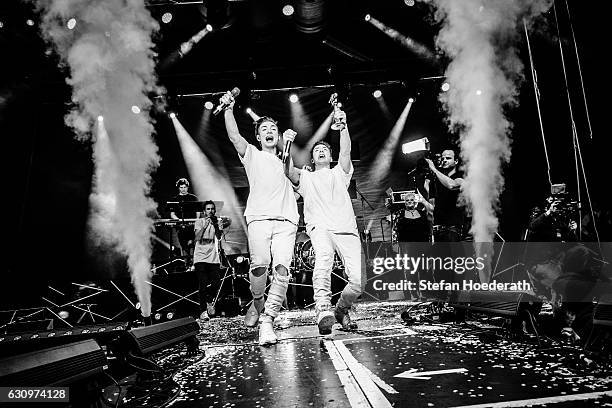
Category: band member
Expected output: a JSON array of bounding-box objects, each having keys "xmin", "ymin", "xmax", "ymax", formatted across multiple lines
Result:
[
  {"xmin": 193, "ymin": 200, "xmax": 229, "ymax": 321},
  {"xmin": 426, "ymin": 149, "xmax": 465, "ymax": 242},
  {"xmin": 170, "ymin": 178, "xmax": 199, "ymax": 260},
  {"xmin": 220, "ymin": 91, "xmax": 299, "ymax": 346},
  {"xmin": 284, "ymin": 109, "xmax": 362, "ymax": 335}
]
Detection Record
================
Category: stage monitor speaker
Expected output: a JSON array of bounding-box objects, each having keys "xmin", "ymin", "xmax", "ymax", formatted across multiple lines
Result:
[
  {"xmin": 449, "ymin": 291, "xmax": 542, "ymax": 318},
  {"xmin": 124, "ymin": 316, "xmax": 199, "ymax": 355},
  {"xmin": 0, "ymin": 339, "xmax": 106, "ymax": 386},
  {"xmin": 593, "ymin": 294, "xmax": 612, "ymax": 328}
]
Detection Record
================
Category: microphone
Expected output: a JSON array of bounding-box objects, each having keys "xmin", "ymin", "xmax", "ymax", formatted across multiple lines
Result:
[
  {"xmin": 282, "ymin": 129, "xmax": 297, "ymax": 164},
  {"xmin": 213, "ymin": 87, "xmax": 240, "ymax": 116},
  {"xmin": 282, "ymin": 138, "xmax": 293, "ymax": 164}
]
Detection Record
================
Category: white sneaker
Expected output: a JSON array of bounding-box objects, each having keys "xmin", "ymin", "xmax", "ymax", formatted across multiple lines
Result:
[
  {"xmin": 258, "ymin": 315, "xmax": 278, "ymax": 346},
  {"xmin": 316, "ymin": 310, "xmax": 335, "ymax": 335}
]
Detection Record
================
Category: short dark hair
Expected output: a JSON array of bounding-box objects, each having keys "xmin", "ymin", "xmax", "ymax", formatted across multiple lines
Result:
[
  {"xmin": 310, "ymin": 141, "xmax": 332, "ymax": 160},
  {"xmin": 176, "ymin": 178, "xmax": 189, "ymax": 187},
  {"xmin": 441, "ymin": 148, "xmax": 459, "ymax": 159},
  {"xmin": 254, "ymin": 116, "xmax": 278, "ymax": 138},
  {"xmin": 203, "ymin": 200, "xmax": 215, "ymax": 210}
]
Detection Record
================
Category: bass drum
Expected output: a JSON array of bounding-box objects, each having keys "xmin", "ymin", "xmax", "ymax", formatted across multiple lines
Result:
[{"xmin": 296, "ymin": 239, "xmax": 344, "ymax": 271}]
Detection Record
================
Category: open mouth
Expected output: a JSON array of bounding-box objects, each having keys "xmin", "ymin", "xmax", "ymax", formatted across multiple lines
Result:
[
  {"xmin": 318, "ymin": 153, "xmax": 326, "ymax": 159},
  {"xmin": 265, "ymin": 135, "xmax": 274, "ymax": 142}
]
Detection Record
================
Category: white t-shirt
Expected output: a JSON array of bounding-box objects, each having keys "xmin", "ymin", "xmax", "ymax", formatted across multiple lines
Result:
[
  {"xmin": 239, "ymin": 144, "xmax": 299, "ymax": 225},
  {"xmin": 298, "ymin": 163, "xmax": 357, "ymax": 234},
  {"xmin": 193, "ymin": 236, "xmax": 220, "ymax": 264},
  {"xmin": 193, "ymin": 218, "xmax": 220, "ymax": 264}
]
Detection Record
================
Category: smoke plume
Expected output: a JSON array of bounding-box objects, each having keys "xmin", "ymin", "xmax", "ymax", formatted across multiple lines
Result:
[
  {"xmin": 430, "ymin": 0, "xmax": 550, "ymax": 247},
  {"xmin": 36, "ymin": 0, "xmax": 161, "ymax": 316}
]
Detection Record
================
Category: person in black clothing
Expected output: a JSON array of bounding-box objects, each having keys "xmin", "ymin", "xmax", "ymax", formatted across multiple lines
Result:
[
  {"xmin": 525, "ymin": 195, "xmax": 612, "ymax": 341},
  {"xmin": 170, "ymin": 178, "xmax": 199, "ymax": 259},
  {"xmin": 426, "ymin": 149, "xmax": 465, "ymax": 242},
  {"xmin": 394, "ymin": 191, "xmax": 433, "ymax": 243},
  {"xmin": 393, "ymin": 189, "xmax": 434, "ymax": 300}
]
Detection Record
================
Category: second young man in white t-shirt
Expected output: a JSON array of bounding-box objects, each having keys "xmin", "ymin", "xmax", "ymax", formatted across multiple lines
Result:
[{"xmin": 284, "ymin": 109, "xmax": 362, "ymax": 334}]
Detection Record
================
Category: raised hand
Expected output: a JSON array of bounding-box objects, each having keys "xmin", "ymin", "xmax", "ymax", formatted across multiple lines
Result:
[
  {"xmin": 283, "ymin": 129, "xmax": 297, "ymax": 142},
  {"xmin": 219, "ymin": 91, "xmax": 235, "ymax": 110}
]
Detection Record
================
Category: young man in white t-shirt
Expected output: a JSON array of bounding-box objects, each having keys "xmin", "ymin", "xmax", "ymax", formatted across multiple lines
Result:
[
  {"xmin": 220, "ymin": 91, "xmax": 299, "ymax": 346},
  {"xmin": 284, "ymin": 109, "xmax": 362, "ymax": 334}
]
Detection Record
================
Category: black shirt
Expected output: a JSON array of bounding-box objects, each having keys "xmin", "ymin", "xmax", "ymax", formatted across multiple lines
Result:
[
  {"xmin": 170, "ymin": 193, "xmax": 199, "ymax": 219},
  {"xmin": 432, "ymin": 170, "xmax": 464, "ymax": 227},
  {"xmin": 396, "ymin": 208, "xmax": 430, "ymax": 242}
]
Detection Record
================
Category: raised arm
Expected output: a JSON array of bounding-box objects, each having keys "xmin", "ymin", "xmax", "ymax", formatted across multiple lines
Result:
[
  {"xmin": 282, "ymin": 129, "xmax": 301, "ymax": 185},
  {"xmin": 336, "ymin": 110, "xmax": 352, "ymax": 174},
  {"xmin": 426, "ymin": 159, "xmax": 463, "ymax": 190},
  {"xmin": 194, "ymin": 217, "xmax": 212, "ymax": 241},
  {"xmin": 220, "ymin": 91, "xmax": 248, "ymax": 157}
]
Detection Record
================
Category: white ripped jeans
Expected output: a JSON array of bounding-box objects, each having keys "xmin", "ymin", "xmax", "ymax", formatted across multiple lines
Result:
[
  {"xmin": 309, "ymin": 227, "xmax": 362, "ymax": 312},
  {"xmin": 247, "ymin": 219, "xmax": 297, "ymax": 318}
]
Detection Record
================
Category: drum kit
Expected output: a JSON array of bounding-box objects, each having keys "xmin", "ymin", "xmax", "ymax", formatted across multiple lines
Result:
[{"xmin": 292, "ymin": 229, "xmax": 344, "ymax": 273}]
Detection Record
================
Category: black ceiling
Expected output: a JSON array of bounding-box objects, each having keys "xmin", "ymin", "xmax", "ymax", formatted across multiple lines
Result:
[{"xmin": 1, "ymin": 0, "xmax": 444, "ymax": 98}]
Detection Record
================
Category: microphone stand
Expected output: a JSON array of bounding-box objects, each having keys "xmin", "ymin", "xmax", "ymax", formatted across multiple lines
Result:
[{"xmin": 354, "ymin": 184, "xmax": 374, "ymax": 263}]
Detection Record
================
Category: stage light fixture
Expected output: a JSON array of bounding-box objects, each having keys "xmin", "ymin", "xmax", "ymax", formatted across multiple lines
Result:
[
  {"xmin": 402, "ymin": 137, "xmax": 430, "ymax": 155},
  {"xmin": 154, "ymin": 313, "xmax": 162, "ymax": 321},
  {"xmin": 476, "ymin": 89, "xmax": 482, "ymax": 95},
  {"xmin": 131, "ymin": 105, "xmax": 141, "ymax": 114},
  {"xmin": 166, "ymin": 312, "xmax": 174, "ymax": 320},
  {"xmin": 282, "ymin": 4, "xmax": 295, "ymax": 16},
  {"xmin": 67, "ymin": 18, "xmax": 76, "ymax": 30},
  {"xmin": 206, "ymin": 24, "xmax": 213, "ymax": 32},
  {"xmin": 169, "ymin": 112, "xmax": 176, "ymax": 119},
  {"xmin": 404, "ymin": 0, "xmax": 415, "ymax": 6},
  {"xmin": 204, "ymin": 101, "xmax": 214, "ymax": 110},
  {"xmin": 289, "ymin": 94, "xmax": 299, "ymax": 103},
  {"xmin": 236, "ymin": 256, "xmax": 244, "ymax": 263},
  {"xmin": 364, "ymin": 14, "xmax": 371, "ymax": 22},
  {"xmin": 97, "ymin": 115, "xmax": 104, "ymax": 122},
  {"xmin": 373, "ymin": 89, "xmax": 382, "ymax": 98},
  {"xmin": 26, "ymin": 19, "xmax": 34, "ymax": 27},
  {"xmin": 58, "ymin": 310, "xmax": 69, "ymax": 319},
  {"xmin": 162, "ymin": 12, "xmax": 173, "ymax": 24},
  {"xmin": 0, "ymin": 21, "xmax": 4, "ymax": 29},
  {"xmin": 245, "ymin": 108, "xmax": 252, "ymax": 114},
  {"xmin": 441, "ymin": 82, "xmax": 450, "ymax": 92},
  {"xmin": 409, "ymin": 97, "xmax": 414, "ymax": 103}
]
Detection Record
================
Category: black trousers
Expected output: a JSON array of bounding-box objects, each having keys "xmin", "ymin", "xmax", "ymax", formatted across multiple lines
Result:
[{"xmin": 194, "ymin": 262, "xmax": 220, "ymax": 312}]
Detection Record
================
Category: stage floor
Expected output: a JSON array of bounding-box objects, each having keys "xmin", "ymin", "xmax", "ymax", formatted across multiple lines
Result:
[{"xmin": 112, "ymin": 301, "xmax": 612, "ymax": 408}]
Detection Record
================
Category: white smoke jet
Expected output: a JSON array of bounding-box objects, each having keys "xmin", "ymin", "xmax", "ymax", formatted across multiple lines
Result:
[
  {"xmin": 426, "ymin": 0, "xmax": 550, "ymax": 280},
  {"xmin": 36, "ymin": 0, "xmax": 161, "ymax": 317}
]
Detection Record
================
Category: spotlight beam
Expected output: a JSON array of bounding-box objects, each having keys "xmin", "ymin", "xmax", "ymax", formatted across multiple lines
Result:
[
  {"xmin": 368, "ymin": 98, "xmax": 415, "ymax": 189},
  {"xmin": 321, "ymin": 37, "xmax": 372, "ymax": 62},
  {"xmin": 292, "ymin": 112, "xmax": 333, "ymax": 168},
  {"xmin": 366, "ymin": 15, "xmax": 436, "ymax": 62},
  {"xmin": 170, "ymin": 116, "xmax": 247, "ymax": 236},
  {"xmin": 159, "ymin": 25, "xmax": 212, "ymax": 71},
  {"xmin": 246, "ymin": 107, "xmax": 261, "ymax": 122}
]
